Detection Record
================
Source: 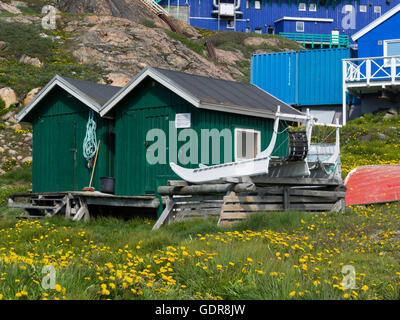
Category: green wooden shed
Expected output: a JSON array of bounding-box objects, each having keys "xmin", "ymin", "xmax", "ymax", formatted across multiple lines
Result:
[
  {"xmin": 17, "ymin": 67, "xmax": 306, "ymax": 203},
  {"xmin": 16, "ymin": 75, "xmax": 120, "ymax": 193},
  {"xmin": 100, "ymin": 67, "xmax": 305, "ymax": 197}
]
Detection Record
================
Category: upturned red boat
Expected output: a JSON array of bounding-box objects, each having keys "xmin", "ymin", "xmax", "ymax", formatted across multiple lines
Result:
[{"xmin": 344, "ymin": 165, "xmax": 400, "ymax": 206}]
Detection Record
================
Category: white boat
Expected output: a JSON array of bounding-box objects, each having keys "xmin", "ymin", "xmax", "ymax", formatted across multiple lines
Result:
[{"xmin": 170, "ymin": 108, "xmax": 342, "ymax": 183}]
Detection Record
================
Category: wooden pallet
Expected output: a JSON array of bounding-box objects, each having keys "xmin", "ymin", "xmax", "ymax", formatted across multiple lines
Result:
[
  {"xmin": 153, "ymin": 177, "xmax": 346, "ymax": 229},
  {"xmin": 219, "ymin": 184, "xmax": 346, "ymax": 226}
]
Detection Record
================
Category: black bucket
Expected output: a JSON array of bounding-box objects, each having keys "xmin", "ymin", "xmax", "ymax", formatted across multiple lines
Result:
[{"xmin": 100, "ymin": 177, "xmax": 115, "ymax": 194}]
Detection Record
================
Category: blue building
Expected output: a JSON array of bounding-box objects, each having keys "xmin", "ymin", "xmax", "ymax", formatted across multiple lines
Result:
[
  {"xmin": 159, "ymin": 0, "xmax": 397, "ymax": 47},
  {"xmin": 343, "ymin": 3, "xmax": 400, "ymax": 123},
  {"xmin": 251, "ymin": 47, "xmax": 353, "ymax": 124}
]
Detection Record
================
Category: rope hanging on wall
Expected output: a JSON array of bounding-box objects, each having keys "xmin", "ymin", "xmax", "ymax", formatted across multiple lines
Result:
[{"xmin": 83, "ymin": 110, "xmax": 97, "ymax": 168}]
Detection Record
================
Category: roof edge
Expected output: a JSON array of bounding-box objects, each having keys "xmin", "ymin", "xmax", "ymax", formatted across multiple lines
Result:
[
  {"xmin": 16, "ymin": 75, "xmax": 102, "ymax": 123},
  {"xmin": 100, "ymin": 66, "xmax": 202, "ymax": 117},
  {"xmin": 352, "ymin": 3, "xmax": 400, "ymax": 41}
]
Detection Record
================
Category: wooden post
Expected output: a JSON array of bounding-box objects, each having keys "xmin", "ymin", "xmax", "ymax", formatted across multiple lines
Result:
[{"xmin": 152, "ymin": 196, "xmax": 175, "ymax": 230}]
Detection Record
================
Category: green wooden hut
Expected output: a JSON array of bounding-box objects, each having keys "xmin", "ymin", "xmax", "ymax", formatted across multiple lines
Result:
[
  {"xmin": 16, "ymin": 75, "xmax": 119, "ymax": 193},
  {"xmin": 100, "ymin": 67, "xmax": 305, "ymax": 197}
]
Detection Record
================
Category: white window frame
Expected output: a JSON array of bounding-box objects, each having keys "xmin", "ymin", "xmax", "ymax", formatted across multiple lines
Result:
[
  {"xmin": 344, "ymin": 4, "xmax": 353, "ymax": 12},
  {"xmin": 296, "ymin": 21, "xmax": 305, "ymax": 32},
  {"xmin": 245, "ymin": 26, "xmax": 250, "ymax": 33},
  {"xmin": 254, "ymin": 27, "xmax": 262, "ymax": 34},
  {"xmin": 374, "ymin": 5, "xmax": 381, "ymax": 14},
  {"xmin": 254, "ymin": 0, "xmax": 261, "ymax": 10},
  {"xmin": 298, "ymin": 2, "xmax": 306, "ymax": 11},
  {"xmin": 246, "ymin": 0, "xmax": 250, "ymax": 9},
  {"xmin": 383, "ymin": 39, "xmax": 400, "ymax": 67},
  {"xmin": 309, "ymin": 3, "xmax": 317, "ymax": 12},
  {"xmin": 359, "ymin": 4, "xmax": 367, "ymax": 13},
  {"xmin": 234, "ymin": 128, "xmax": 261, "ymax": 161}
]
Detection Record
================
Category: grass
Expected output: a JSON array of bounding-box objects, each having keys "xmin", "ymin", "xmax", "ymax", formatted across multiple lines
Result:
[
  {"xmin": 164, "ymin": 29, "xmax": 205, "ymax": 56},
  {"xmin": 0, "ymin": 203, "xmax": 399, "ymax": 300},
  {"xmin": 0, "ymin": 20, "xmax": 104, "ymax": 97}
]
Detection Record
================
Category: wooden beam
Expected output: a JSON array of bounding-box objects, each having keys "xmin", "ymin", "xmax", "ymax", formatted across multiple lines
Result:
[{"xmin": 152, "ymin": 197, "xmax": 175, "ymax": 230}]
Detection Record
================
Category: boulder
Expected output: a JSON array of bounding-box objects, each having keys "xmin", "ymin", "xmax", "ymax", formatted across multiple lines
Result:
[
  {"xmin": 104, "ymin": 73, "xmax": 130, "ymax": 87},
  {"xmin": 24, "ymin": 87, "xmax": 41, "ymax": 106},
  {"xmin": 0, "ymin": 87, "xmax": 17, "ymax": 109},
  {"xmin": 19, "ymin": 54, "xmax": 43, "ymax": 68},
  {"xmin": 0, "ymin": 41, "xmax": 7, "ymax": 51},
  {"xmin": 243, "ymin": 37, "xmax": 281, "ymax": 47},
  {"xmin": 0, "ymin": 1, "xmax": 21, "ymax": 14}
]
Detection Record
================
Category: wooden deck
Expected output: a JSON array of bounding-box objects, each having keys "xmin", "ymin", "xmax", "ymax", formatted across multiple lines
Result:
[{"xmin": 8, "ymin": 191, "xmax": 160, "ymax": 220}]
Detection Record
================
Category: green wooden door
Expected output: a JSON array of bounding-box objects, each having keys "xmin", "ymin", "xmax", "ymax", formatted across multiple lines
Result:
[
  {"xmin": 33, "ymin": 116, "xmax": 77, "ymax": 192},
  {"xmin": 144, "ymin": 109, "xmax": 170, "ymax": 193}
]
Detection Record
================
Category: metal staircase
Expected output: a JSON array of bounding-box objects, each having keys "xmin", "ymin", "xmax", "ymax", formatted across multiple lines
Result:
[{"xmin": 139, "ymin": 0, "xmax": 169, "ymax": 17}]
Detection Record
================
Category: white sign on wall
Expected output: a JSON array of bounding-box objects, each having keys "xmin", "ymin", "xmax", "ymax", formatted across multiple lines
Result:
[{"xmin": 175, "ymin": 113, "xmax": 191, "ymax": 128}]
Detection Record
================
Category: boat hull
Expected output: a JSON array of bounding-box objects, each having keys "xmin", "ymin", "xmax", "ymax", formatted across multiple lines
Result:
[{"xmin": 344, "ymin": 165, "xmax": 400, "ymax": 206}]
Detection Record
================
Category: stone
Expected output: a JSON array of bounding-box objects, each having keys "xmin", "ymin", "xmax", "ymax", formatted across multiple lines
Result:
[
  {"xmin": 17, "ymin": 155, "xmax": 22, "ymax": 160},
  {"xmin": 1, "ymin": 110, "xmax": 15, "ymax": 121},
  {"xmin": 243, "ymin": 37, "xmax": 281, "ymax": 47},
  {"xmin": 0, "ymin": 87, "xmax": 17, "ymax": 109},
  {"xmin": 0, "ymin": 41, "xmax": 7, "ymax": 51},
  {"xmin": 0, "ymin": 1, "xmax": 21, "ymax": 14},
  {"xmin": 104, "ymin": 73, "xmax": 130, "ymax": 87},
  {"xmin": 215, "ymin": 48, "xmax": 245, "ymax": 64},
  {"xmin": 8, "ymin": 149, "xmax": 17, "ymax": 155},
  {"xmin": 377, "ymin": 133, "xmax": 386, "ymax": 141},
  {"xmin": 22, "ymin": 156, "xmax": 32, "ymax": 163},
  {"xmin": 24, "ymin": 87, "xmax": 41, "ymax": 106},
  {"xmin": 12, "ymin": 123, "xmax": 21, "ymax": 130},
  {"xmin": 0, "ymin": 146, "xmax": 4, "ymax": 153},
  {"xmin": 19, "ymin": 54, "xmax": 43, "ymax": 68}
]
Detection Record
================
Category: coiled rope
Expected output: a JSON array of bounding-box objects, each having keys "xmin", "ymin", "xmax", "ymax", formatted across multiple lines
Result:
[{"xmin": 83, "ymin": 110, "xmax": 97, "ymax": 168}]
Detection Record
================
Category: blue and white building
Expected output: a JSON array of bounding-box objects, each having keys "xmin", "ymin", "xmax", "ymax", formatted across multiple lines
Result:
[
  {"xmin": 159, "ymin": 0, "xmax": 397, "ymax": 48},
  {"xmin": 343, "ymin": 2, "xmax": 400, "ymax": 124}
]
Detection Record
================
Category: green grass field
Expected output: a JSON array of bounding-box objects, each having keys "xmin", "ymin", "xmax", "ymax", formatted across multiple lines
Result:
[
  {"xmin": 0, "ymin": 113, "xmax": 399, "ymax": 300},
  {"xmin": 0, "ymin": 203, "xmax": 399, "ymax": 300}
]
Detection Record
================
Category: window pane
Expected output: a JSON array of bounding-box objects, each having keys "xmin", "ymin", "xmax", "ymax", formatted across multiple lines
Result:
[
  {"xmin": 387, "ymin": 41, "xmax": 400, "ymax": 57},
  {"xmin": 236, "ymin": 130, "xmax": 260, "ymax": 160}
]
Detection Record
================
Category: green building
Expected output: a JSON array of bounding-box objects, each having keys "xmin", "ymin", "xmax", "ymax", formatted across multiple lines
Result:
[{"xmin": 17, "ymin": 66, "xmax": 305, "ymax": 198}]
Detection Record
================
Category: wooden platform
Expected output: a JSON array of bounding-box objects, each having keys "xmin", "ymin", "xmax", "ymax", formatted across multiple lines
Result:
[
  {"xmin": 153, "ymin": 176, "xmax": 345, "ymax": 229},
  {"xmin": 8, "ymin": 191, "xmax": 160, "ymax": 220}
]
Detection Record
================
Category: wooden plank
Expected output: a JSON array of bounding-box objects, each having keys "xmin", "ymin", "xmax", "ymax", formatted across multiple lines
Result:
[
  {"xmin": 221, "ymin": 203, "xmax": 284, "ymax": 212},
  {"xmin": 251, "ymin": 176, "xmax": 342, "ymax": 186},
  {"xmin": 174, "ymin": 202, "xmax": 223, "ymax": 209},
  {"xmin": 152, "ymin": 197, "xmax": 175, "ymax": 230},
  {"xmin": 172, "ymin": 195, "xmax": 224, "ymax": 203},
  {"xmin": 167, "ymin": 180, "xmax": 189, "ymax": 187},
  {"xmin": 84, "ymin": 196, "xmax": 159, "ymax": 208},
  {"xmin": 223, "ymin": 195, "xmax": 338, "ymax": 204},
  {"xmin": 289, "ymin": 203, "xmax": 334, "ymax": 211},
  {"xmin": 73, "ymin": 198, "xmax": 89, "ymax": 221},
  {"xmin": 289, "ymin": 189, "xmax": 346, "ymax": 198},
  {"xmin": 173, "ymin": 208, "xmax": 221, "ymax": 216},
  {"xmin": 158, "ymin": 183, "xmax": 256, "ymax": 196}
]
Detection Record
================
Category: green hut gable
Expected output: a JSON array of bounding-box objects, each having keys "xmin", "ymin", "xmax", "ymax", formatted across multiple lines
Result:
[{"xmin": 17, "ymin": 76, "xmax": 119, "ymax": 193}]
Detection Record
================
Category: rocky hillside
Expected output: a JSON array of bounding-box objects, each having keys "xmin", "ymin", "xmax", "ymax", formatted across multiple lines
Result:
[{"xmin": 0, "ymin": 0, "xmax": 304, "ymax": 174}]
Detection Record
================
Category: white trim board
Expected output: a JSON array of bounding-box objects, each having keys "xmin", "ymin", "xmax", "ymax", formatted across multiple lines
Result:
[
  {"xmin": 16, "ymin": 75, "xmax": 101, "ymax": 123},
  {"xmin": 352, "ymin": 3, "xmax": 400, "ymax": 41},
  {"xmin": 274, "ymin": 16, "xmax": 333, "ymax": 23}
]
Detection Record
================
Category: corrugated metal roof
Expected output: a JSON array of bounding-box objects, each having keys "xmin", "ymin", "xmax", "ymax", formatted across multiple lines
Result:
[
  {"xmin": 153, "ymin": 67, "xmax": 302, "ymax": 116},
  {"xmin": 61, "ymin": 76, "xmax": 121, "ymax": 107}
]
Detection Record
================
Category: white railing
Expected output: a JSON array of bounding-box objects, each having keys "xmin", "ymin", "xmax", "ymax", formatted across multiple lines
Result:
[
  {"xmin": 140, "ymin": 0, "xmax": 169, "ymax": 16},
  {"xmin": 343, "ymin": 56, "xmax": 400, "ymax": 85}
]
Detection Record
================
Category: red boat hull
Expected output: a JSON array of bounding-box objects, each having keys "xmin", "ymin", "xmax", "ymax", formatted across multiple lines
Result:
[{"xmin": 345, "ymin": 165, "xmax": 400, "ymax": 206}]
